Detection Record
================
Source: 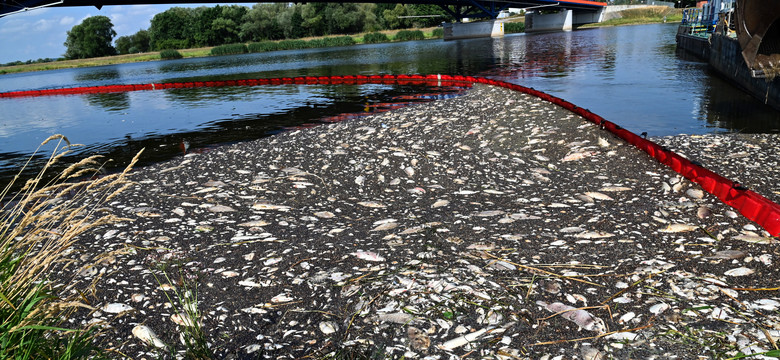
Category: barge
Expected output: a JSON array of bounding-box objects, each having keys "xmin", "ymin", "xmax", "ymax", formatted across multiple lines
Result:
[{"xmin": 676, "ymin": 0, "xmax": 780, "ymax": 110}]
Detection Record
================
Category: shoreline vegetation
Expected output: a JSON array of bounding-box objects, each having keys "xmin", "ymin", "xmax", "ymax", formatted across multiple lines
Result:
[{"xmin": 0, "ymin": 7, "xmax": 681, "ymax": 76}]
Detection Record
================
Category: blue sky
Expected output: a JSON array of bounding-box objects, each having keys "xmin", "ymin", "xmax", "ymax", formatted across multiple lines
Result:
[{"xmin": 0, "ymin": 3, "xmax": 239, "ymax": 64}]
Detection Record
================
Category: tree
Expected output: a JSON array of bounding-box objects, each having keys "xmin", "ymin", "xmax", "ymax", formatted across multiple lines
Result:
[
  {"xmin": 115, "ymin": 30, "xmax": 151, "ymax": 55},
  {"xmin": 63, "ymin": 16, "xmax": 117, "ymax": 59},
  {"xmin": 149, "ymin": 7, "xmax": 196, "ymax": 50}
]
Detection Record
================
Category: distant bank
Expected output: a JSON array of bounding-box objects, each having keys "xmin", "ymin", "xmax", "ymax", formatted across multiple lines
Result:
[{"xmin": 0, "ymin": 9, "xmax": 680, "ymax": 76}]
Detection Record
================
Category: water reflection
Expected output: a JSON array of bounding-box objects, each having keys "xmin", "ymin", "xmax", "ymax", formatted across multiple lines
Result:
[
  {"xmin": 84, "ymin": 92, "xmax": 130, "ymax": 112},
  {"xmin": 74, "ymin": 68, "xmax": 122, "ymax": 82},
  {"xmin": 703, "ymin": 74, "xmax": 780, "ymax": 132}
]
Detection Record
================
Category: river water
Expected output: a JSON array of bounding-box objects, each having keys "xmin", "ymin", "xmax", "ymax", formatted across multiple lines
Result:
[{"xmin": 1, "ymin": 23, "xmax": 779, "ymax": 183}]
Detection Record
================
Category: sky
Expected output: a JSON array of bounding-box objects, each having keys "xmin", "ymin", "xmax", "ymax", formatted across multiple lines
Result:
[{"xmin": 0, "ymin": 3, "xmax": 239, "ymax": 64}]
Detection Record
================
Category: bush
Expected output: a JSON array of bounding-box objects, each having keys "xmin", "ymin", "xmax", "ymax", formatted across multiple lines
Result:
[
  {"xmin": 394, "ymin": 30, "xmax": 425, "ymax": 41},
  {"xmin": 210, "ymin": 43, "xmax": 248, "ymax": 56},
  {"xmin": 504, "ymin": 22, "xmax": 525, "ymax": 33},
  {"xmin": 277, "ymin": 40, "xmax": 310, "ymax": 50},
  {"xmin": 248, "ymin": 41, "xmax": 279, "ymax": 53},
  {"xmin": 155, "ymin": 39, "xmax": 189, "ymax": 50},
  {"xmin": 431, "ymin": 28, "xmax": 444, "ymax": 38},
  {"xmin": 363, "ymin": 32, "xmax": 390, "ymax": 44},
  {"xmin": 160, "ymin": 49, "xmax": 183, "ymax": 59},
  {"xmin": 323, "ymin": 36, "xmax": 356, "ymax": 47}
]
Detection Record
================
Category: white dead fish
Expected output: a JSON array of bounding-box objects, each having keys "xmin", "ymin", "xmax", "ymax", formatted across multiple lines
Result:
[
  {"xmin": 660, "ymin": 224, "xmax": 698, "ymax": 233},
  {"xmin": 208, "ymin": 205, "xmax": 235, "ymax": 213},
  {"xmin": 733, "ymin": 234, "xmax": 778, "ymax": 244},
  {"xmin": 598, "ymin": 137, "xmax": 610, "ymax": 148},
  {"xmin": 697, "ymin": 206, "xmax": 712, "ymax": 219},
  {"xmin": 354, "ymin": 175, "xmax": 365, "ymax": 186},
  {"xmin": 132, "ymin": 325, "xmax": 167, "ymax": 349},
  {"xmin": 438, "ymin": 327, "xmax": 490, "ymax": 350},
  {"xmin": 367, "ymin": 312, "xmax": 415, "ymax": 324},
  {"xmin": 584, "ymin": 192, "xmax": 613, "ymax": 201},
  {"xmin": 561, "ymin": 151, "xmax": 596, "ymax": 162},
  {"xmin": 314, "ymin": 211, "xmax": 336, "ymax": 219},
  {"xmin": 574, "ymin": 231, "xmax": 614, "ymax": 239},
  {"xmin": 371, "ymin": 222, "xmax": 398, "ymax": 231},
  {"xmin": 319, "ymin": 321, "xmax": 338, "ymax": 335},
  {"xmin": 271, "ymin": 293, "xmax": 294, "ymax": 303},
  {"xmin": 649, "ymin": 302, "xmax": 670, "ymax": 315},
  {"xmin": 352, "ymin": 250, "xmax": 385, "ymax": 262},
  {"xmin": 537, "ymin": 301, "xmax": 606, "ymax": 333},
  {"xmin": 476, "ymin": 210, "xmax": 504, "ymax": 217},
  {"xmin": 724, "ymin": 267, "xmax": 755, "ymax": 277},
  {"xmin": 686, "ymin": 188, "xmax": 705, "ymax": 199},
  {"xmin": 171, "ymin": 313, "xmax": 198, "ymax": 327},
  {"xmin": 239, "ymin": 220, "xmax": 270, "ymax": 227},
  {"xmin": 432, "ymin": 199, "xmax": 450, "ymax": 208},
  {"xmin": 252, "ymin": 203, "xmax": 291, "ymax": 211},
  {"xmin": 102, "ymin": 303, "xmax": 134, "ymax": 314},
  {"xmin": 357, "ymin": 201, "xmax": 386, "ymax": 208},
  {"xmin": 599, "ymin": 186, "xmax": 632, "ymax": 192}
]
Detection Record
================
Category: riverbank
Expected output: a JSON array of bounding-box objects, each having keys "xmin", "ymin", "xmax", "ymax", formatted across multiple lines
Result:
[
  {"xmin": 580, "ymin": 6, "xmax": 682, "ymax": 28},
  {"xmin": 58, "ymin": 83, "xmax": 779, "ymax": 359},
  {"xmin": 0, "ymin": 9, "xmax": 683, "ymax": 77}
]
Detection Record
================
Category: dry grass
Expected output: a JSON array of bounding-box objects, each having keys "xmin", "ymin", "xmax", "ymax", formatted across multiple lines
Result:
[{"xmin": 0, "ymin": 134, "xmax": 141, "ymax": 358}]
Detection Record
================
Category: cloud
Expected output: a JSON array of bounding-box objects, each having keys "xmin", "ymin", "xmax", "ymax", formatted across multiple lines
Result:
[
  {"xmin": 33, "ymin": 18, "xmax": 54, "ymax": 31},
  {"xmin": 60, "ymin": 16, "xmax": 75, "ymax": 26}
]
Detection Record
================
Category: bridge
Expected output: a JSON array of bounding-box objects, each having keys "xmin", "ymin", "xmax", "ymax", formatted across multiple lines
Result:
[{"xmin": 1, "ymin": 0, "xmax": 607, "ymax": 36}]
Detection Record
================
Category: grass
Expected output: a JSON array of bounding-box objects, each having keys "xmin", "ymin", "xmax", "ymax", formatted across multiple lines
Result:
[
  {"xmin": 580, "ymin": 6, "xmax": 683, "ymax": 28},
  {"xmin": 0, "ymin": 135, "xmax": 140, "ymax": 359},
  {"xmin": 210, "ymin": 43, "xmax": 248, "ymax": 56}
]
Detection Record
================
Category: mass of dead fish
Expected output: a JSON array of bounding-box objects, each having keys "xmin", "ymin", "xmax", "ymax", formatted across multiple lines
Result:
[{"xmin": 54, "ymin": 84, "xmax": 779, "ymax": 359}]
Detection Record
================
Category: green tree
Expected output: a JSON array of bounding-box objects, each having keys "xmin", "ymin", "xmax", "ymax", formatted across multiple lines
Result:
[
  {"xmin": 63, "ymin": 16, "xmax": 117, "ymax": 59},
  {"xmin": 383, "ymin": 4, "xmax": 412, "ymax": 30},
  {"xmin": 115, "ymin": 35, "xmax": 133, "ymax": 55},
  {"xmin": 149, "ymin": 7, "xmax": 195, "ymax": 50},
  {"xmin": 240, "ymin": 3, "xmax": 287, "ymax": 41},
  {"xmin": 114, "ymin": 29, "xmax": 151, "ymax": 54}
]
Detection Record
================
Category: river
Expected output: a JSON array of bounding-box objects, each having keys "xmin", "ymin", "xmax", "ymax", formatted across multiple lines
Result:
[{"xmin": 1, "ymin": 23, "xmax": 778, "ymax": 183}]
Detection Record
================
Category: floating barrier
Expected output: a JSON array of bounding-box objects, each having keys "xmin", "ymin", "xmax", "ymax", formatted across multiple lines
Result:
[{"xmin": 2, "ymin": 74, "xmax": 779, "ymax": 236}]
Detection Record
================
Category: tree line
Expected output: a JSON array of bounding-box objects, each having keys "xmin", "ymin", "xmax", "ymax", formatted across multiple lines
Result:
[{"xmin": 59, "ymin": 3, "xmax": 453, "ymax": 60}]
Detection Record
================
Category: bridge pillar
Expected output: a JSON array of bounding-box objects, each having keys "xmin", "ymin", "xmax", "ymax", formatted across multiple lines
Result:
[
  {"xmin": 525, "ymin": 9, "xmax": 573, "ymax": 33},
  {"xmin": 443, "ymin": 20, "xmax": 504, "ymax": 40}
]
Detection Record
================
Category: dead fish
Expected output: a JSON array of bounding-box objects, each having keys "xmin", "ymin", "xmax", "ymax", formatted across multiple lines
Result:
[
  {"xmin": 352, "ymin": 250, "xmax": 385, "ymax": 262},
  {"xmin": 560, "ymin": 226, "xmax": 585, "ymax": 233},
  {"xmin": 686, "ymin": 188, "xmax": 705, "ymax": 199},
  {"xmin": 724, "ymin": 267, "xmax": 755, "ymax": 277},
  {"xmin": 271, "ymin": 293, "xmax": 294, "ymax": 303},
  {"xmin": 537, "ymin": 301, "xmax": 606, "ymax": 333},
  {"xmin": 709, "ymin": 250, "xmax": 746, "ymax": 260},
  {"xmin": 599, "ymin": 186, "xmax": 632, "ymax": 192},
  {"xmin": 476, "ymin": 210, "xmax": 504, "ymax": 217},
  {"xmin": 574, "ymin": 231, "xmax": 614, "ymax": 239},
  {"xmin": 102, "ymin": 303, "xmax": 134, "ymax": 314},
  {"xmin": 561, "ymin": 151, "xmax": 596, "ymax": 162},
  {"xmin": 371, "ymin": 222, "xmax": 398, "ymax": 231},
  {"xmin": 132, "ymin": 325, "xmax": 167, "ymax": 349},
  {"xmin": 314, "ymin": 211, "xmax": 336, "ymax": 219},
  {"xmin": 432, "ymin": 199, "xmax": 450, "ymax": 208},
  {"xmin": 584, "ymin": 192, "xmax": 613, "ymax": 201},
  {"xmin": 438, "ymin": 327, "xmax": 490, "ymax": 351},
  {"xmin": 357, "ymin": 201, "xmax": 386, "ymax": 208},
  {"xmin": 366, "ymin": 312, "xmax": 416, "ymax": 324},
  {"xmin": 733, "ymin": 234, "xmax": 778, "ymax": 244},
  {"xmin": 598, "ymin": 137, "xmax": 610, "ymax": 148},
  {"xmin": 252, "ymin": 203, "xmax": 291, "ymax": 211},
  {"xmin": 208, "ymin": 205, "xmax": 235, "ymax": 213},
  {"xmin": 659, "ymin": 224, "xmax": 698, "ymax": 233},
  {"xmin": 697, "ymin": 206, "xmax": 712, "ymax": 219}
]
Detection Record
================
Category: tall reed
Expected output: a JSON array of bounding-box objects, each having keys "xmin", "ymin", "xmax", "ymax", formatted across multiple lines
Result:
[{"xmin": 0, "ymin": 135, "xmax": 140, "ymax": 359}]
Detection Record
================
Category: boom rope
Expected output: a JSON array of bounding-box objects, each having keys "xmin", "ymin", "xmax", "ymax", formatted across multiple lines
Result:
[{"xmin": 3, "ymin": 74, "xmax": 779, "ymax": 236}]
